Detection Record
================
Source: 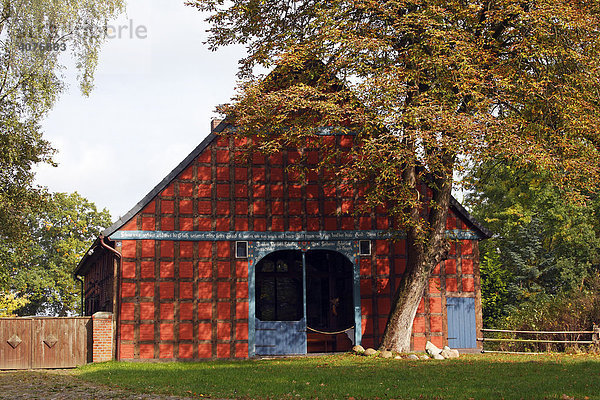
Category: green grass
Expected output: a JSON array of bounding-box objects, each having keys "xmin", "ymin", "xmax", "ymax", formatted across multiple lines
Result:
[{"xmin": 76, "ymin": 353, "xmax": 600, "ymax": 399}]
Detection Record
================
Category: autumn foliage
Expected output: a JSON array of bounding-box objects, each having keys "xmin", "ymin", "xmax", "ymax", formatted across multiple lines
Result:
[{"xmin": 190, "ymin": 0, "xmax": 600, "ymax": 350}]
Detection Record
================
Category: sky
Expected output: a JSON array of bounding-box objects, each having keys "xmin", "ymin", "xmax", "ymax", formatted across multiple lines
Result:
[{"xmin": 35, "ymin": 0, "xmax": 244, "ymax": 220}]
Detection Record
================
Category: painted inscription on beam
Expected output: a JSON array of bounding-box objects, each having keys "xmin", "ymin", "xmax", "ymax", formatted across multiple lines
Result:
[
  {"xmin": 110, "ymin": 230, "xmax": 390, "ymax": 241},
  {"xmin": 109, "ymin": 229, "xmax": 482, "ymax": 241}
]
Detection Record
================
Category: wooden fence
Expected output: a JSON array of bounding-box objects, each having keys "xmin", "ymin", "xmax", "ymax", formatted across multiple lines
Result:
[
  {"xmin": 478, "ymin": 325, "xmax": 600, "ymax": 354},
  {"xmin": 0, "ymin": 317, "xmax": 92, "ymax": 369}
]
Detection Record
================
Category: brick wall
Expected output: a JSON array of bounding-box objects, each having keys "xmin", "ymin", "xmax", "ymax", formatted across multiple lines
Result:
[
  {"xmin": 410, "ymin": 237, "xmax": 480, "ymax": 351},
  {"xmin": 92, "ymin": 312, "xmax": 113, "ymax": 362}
]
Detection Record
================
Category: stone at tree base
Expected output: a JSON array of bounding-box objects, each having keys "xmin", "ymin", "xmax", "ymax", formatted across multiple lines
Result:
[
  {"xmin": 407, "ymin": 354, "xmax": 419, "ymax": 360},
  {"xmin": 425, "ymin": 341, "xmax": 442, "ymax": 357},
  {"xmin": 440, "ymin": 345, "xmax": 460, "ymax": 359},
  {"xmin": 380, "ymin": 350, "xmax": 393, "ymax": 358},
  {"xmin": 363, "ymin": 348, "xmax": 377, "ymax": 356},
  {"xmin": 352, "ymin": 345, "xmax": 365, "ymax": 354}
]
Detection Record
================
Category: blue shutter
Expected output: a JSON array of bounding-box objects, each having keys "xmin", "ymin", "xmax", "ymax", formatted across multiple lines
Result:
[{"xmin": 446, "ymin": 297, "xmax": 476, "ymax": 348}]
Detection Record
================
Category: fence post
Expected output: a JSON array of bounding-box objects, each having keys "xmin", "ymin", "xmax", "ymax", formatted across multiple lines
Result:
[{"xmin": 593, "ymin": 324, "xmax": 600, "ymax": 346}]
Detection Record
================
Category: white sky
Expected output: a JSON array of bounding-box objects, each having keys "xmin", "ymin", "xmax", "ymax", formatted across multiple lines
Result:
[{"xmin": 35, "ymin": 0, "xmax": 244, "ymax": 220}]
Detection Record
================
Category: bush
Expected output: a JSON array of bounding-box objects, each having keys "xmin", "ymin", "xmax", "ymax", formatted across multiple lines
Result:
[{"xmin": 486, "ymin": 275, "xmax": 600, "ymax": 353}]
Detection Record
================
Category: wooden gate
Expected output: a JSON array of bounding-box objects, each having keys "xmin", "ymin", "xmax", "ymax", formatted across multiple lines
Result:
[{"xmin": 0, "ymin": 317, "xmax": 92, "ymax": 369}]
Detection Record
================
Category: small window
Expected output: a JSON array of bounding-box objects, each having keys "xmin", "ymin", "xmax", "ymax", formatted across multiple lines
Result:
[
  {"xmin": 235, "ymin": 241, "xmax": 248, "ymax": 258},
  {"xmin": 359, "ymin": 240, "xmax": 371, "ymax": 256}
]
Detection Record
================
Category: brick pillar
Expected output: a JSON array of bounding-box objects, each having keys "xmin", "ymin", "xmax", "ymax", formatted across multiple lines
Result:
[{"xmin": 92, "ymin": 312, "xmax": 113, "ymax": 362}]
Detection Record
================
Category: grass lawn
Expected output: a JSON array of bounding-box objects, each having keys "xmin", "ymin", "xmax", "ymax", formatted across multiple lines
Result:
[{"xmin": 76, "ymin": 353, "xmax": 600, "ymax": 399}]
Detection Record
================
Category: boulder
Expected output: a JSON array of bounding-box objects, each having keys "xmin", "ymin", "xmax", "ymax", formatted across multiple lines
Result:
[
  {"xmin": 420, "ymin": 355, "xmax": 430, "ymax": 360},
  {"xmin": 440, "ymin": 349, "xmax": 452, "ymax": 359},
  {"xmin": 363, "ymin": 348, "xmax": 377, "ymax": 356},
  {"xmin": 394, "ymin": 355, "xmax": 402, "ymax": 359},
  {"xmin": 380, "ymin": 350, "xmax": 393, "ymax": 358},
  {"xmin": 440, "ymin": 346, "xmax": 460, "ymax": 359},
  {"xmin": 433, "ymin": 353, "xmax": 445, "ymax": 360},
  {"xmin": 352, "ymin": 345, "xmax": 365, "ymax": 354},
  {"xmin": 407, "ymin": 354, "xmax": 419, "ymax": 360},
  {"xmin": 425, "ymin": 341, "xmax": 442, "ymax": 357}
]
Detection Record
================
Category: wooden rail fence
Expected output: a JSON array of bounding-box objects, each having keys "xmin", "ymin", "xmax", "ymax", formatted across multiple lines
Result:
[{"xmin": 478, "ymin": 325, "xmax": 600, "ymax": 354}]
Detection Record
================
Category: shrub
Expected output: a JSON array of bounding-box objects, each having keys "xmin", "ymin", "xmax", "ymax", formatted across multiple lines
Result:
[{"xmin": 486, "ymin": 275, "xmax": 600, "ymax": 353}]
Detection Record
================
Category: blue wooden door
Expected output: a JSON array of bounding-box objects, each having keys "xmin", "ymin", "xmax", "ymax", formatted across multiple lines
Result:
[
  {"xmin": 255, "ymin": 319, "xmax": 306, "ymax": 355},
  {"xmin": 446, "ymin": 297, "xmax": 476, "ymax": 348},
  {"xmin": 254, "ymin": 250, "xmax": 306, "ymax": 356}
]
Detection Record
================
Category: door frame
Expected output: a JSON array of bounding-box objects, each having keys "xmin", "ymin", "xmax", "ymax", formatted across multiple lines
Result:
[{"xmin": 248, "ymin": 240, "xmax": 361, "ymax": 357}]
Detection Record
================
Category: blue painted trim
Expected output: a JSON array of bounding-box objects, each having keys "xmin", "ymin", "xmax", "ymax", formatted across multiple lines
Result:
[
  {"xmin": 109, "ymin": 229, "xmax": 483, "ymax": 242},
  {"xmin": 352, "ymin": 252, "xmax": 362, "ymax": 346},
  {"xmin": 248, "ymin": 240, "xmax": 358, "ymax": 262},
  {"xmin": 248, "ymin": 258, "xmax": 256, "ymax": 357},
  {"xmin": 446, "ymin": 229, "xmax": 483, "ymax": 240},
  {"xmin": 301, "ymin": 251, "xmax": 308, "ymax": 354},
  {"xmin": 315, "ymin": 127, "xmax": 357, "ymax": 136}
]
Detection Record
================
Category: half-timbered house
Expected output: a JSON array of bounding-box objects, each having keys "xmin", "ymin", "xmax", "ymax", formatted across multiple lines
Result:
[{"xmin": 74, "ymin": 120, "xmax": 490, "ymax": 360}]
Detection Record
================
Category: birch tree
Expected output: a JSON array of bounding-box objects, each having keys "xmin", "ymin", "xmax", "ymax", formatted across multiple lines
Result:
[{"xmin": 0, "ymin": 0, "xmax": 124, "ymax": 242}]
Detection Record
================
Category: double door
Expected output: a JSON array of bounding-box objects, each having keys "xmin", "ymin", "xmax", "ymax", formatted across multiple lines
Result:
[{"xmin": 254, "ymin": 250, "xmax": 354, "ymax": 355}]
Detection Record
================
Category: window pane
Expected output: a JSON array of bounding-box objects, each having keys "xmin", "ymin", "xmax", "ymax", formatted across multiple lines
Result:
[
  {"xmin": 255, "ymin": 251, "xmax": 303, "ymax": 322},
  {"xmin": 261, "ymin": 260, "xmax": 275, "ymax": 272},
  {"xmin": 277, "ymin": 277, "xmax": 301, "ymax": 321},
  {"xmin": 257, "ymin": 278, "xmax": 276, "ymax": 320}
]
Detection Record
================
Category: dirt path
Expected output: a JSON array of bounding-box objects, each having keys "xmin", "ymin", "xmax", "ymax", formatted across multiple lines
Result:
[{"xmin": 0, "ymin": 370, "xmax": 194, "ymax": 400}]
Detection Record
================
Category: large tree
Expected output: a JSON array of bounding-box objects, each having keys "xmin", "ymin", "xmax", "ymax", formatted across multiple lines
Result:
[
  {"xmin": 190, "ymin": 0, "xmax": 600, "ymax": 351},
  {"xmin": 0, "ymin": 0, "xmax": 124, "ymax": 243},
  {"xmin": 0, "ymin": 192, "xmax": 111, "ymax": 316}
]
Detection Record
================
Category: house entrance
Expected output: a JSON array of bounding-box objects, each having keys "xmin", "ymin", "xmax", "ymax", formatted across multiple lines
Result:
[
  {"xmin": 254, "ymin": 249, "xmax": 354, "ymax": 355},
  {"xmin": 305, "ymin": 250, "xmax": 354, "ymax": 353}
]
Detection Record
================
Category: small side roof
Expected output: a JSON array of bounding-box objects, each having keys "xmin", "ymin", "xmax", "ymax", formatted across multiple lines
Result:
[{"xmin": 73, "ymin": 236, "xmax": 101, "ymax": 277}]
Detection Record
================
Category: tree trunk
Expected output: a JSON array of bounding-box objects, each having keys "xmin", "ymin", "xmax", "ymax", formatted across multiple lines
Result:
[{"xmin": 379, "ymin": 159, "xmax": 453, "ymax": 352}]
